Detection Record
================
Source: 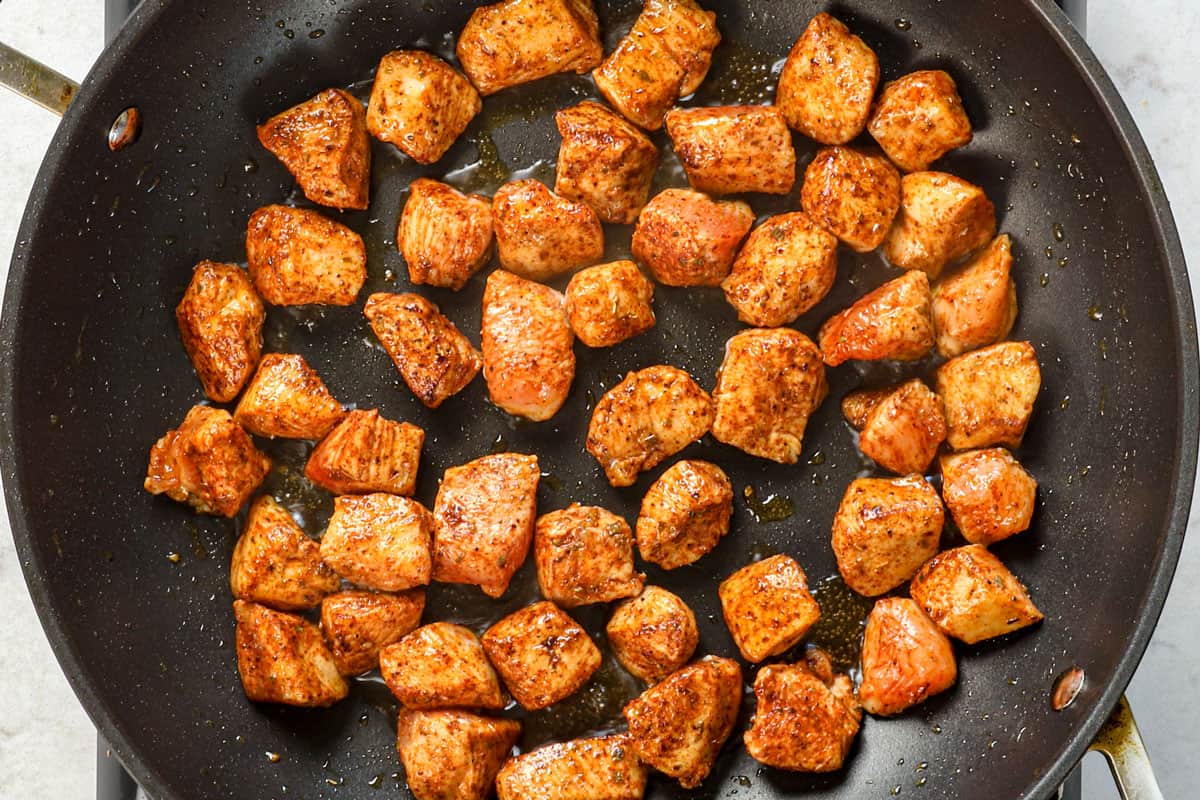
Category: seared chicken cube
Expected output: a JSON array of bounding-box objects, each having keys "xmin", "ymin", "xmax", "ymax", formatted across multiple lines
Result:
[
  {"xmin": 638, "ymin": 0, "xmax": 721, "ymax": 95},
  {"xmin": 233, "ymin": 353, "xmax": 345, "ymax": 440},
  {"xmin": 320, "ymin": 494, "xmax": 433, "ymax": 592},
  {"xmin": 432, "ymin": 453, "xmax": 540, "ymax": 598},
  {"xmin": 721, "ymin": 212, "xmax": 838, "ymax": 327},
  {"xmin": 801, "ymin": 146, "xmax": 901, "ymax": 252},
  {"xmin": 230, "ymin": 495, "xmax": 339, "ymax": 611},
  {"xmin": 496, "ymin": 734, "xmax": 647, "ymax": 800},
  {"xmin": 398, "ymin": 178, "xmax": 494, "ymax": 291},
  {"xmin": 711, "ymin": 327, "xmax": 828, "ymax": 464},
  {"xmin": 940, "ymin": 448, "xmax": 1037, "ymax": 545},
  {"xmin": 320, "ymin": 589, "xmax": 425, "ymax": 676},
  {"xmin": 234, "ymin": 599, "xmax": 348, "ymax": 707},
  {"xmin": 586, "ymin": 365, "xmax": 714, "ymax": 487},
  {"xmin": 743, "ymin": 661, "xmax": 861, "ymax": 772},
  {"xmin": 776, "ymin": 12, "xmax": 879, "ymax": 145},
  {"xmin": 456, "ymin": 0, "xmax": 602, "ymax": 95},
  {"xmin": 246, "ymin": 205, "xmax": 366, "ymax": 306},
  {"xmin": 635, "ymin": 460, "xmax": 732, "ymax": 570},
  {"xmin": 305, "ymin": 408, "xmax": 424, "ymax": 496},
  {"xmin": 868, "ymin": 70, "xmax": 973, "ymax": 173},
  {"xmin": 910, "ymin": 544, "xmax": 1043, "ymax": 644},
  {"xmin": 256, "ymin": 88, "xmax": 370, "ymax": 210},
  {"xmin": 493, "ymin": 179, "xmax": 604, "ymax": 282},
  {"xmin": 842, "ymin": 379, "xmax": 946, "ymax": 475},
  {"xmin": 623, "ymin": 656, "xmax": 741, "ymax": 789},
  {"xmin": 859, "ymin": 597, "xmax": 957, "ymax": 716},
  {"xmin": 367, "ymin": 50, "xmax": 481, "ymax": 165},
  {"xmin": 396, "ymin": 709, "xmax": 521, "ymax": 800},
  {"xmin": 607, "ymin": 586, "xmax": 698, "ymax": 684},
  {"xmin": 175, "ymin": 261, "xmax": 264, "ymax": 403},
  {"xmin": 665, "ymin": 105, "xmax": 796, "ymax": 196},
  {"xmin": 535, "ymin": 504, "xmax": 645, "ymax": 608},
  {"xmin": 555, "ymin": 101, "xmax": 660, "ymax": 224},
  {"xmin": 365, "ymin": 292, "xmax": 482, "ymax": 409},
  {"xmin": 381, "ymin": 622, "xmax": 505, "ymax": 710},
  {"xmin": 481, "ymin": 270, "xmax": 575, "ymax": 422},
  {"xmin": 482, "ymin": 601, "xmax": 602, "ymax": 711},
  {"xmin": 832, "ymin": 476, "xmax": 944, "ymax": 597},
  {"xmin": 144, "ymin": 405, "xmax": 270, "ymax": 518},
  {"xmin": 932, "ymin": 234, "xmax": 1018, "ymax": 357},
  {"xmin": 937, "ymin": 341, "xmax": 1041, "ymax": 450},
  {"xmin": 818, "ymin": 269, "xmax": 934, "ymax": 366},
  {"xmin": 883, "ymin": 172, "xmax": 996, "ymax": 278},
  {"xmin": 719, "ymin": 554, "xmax": 822, "ymax": 663},
  {"xmin": 631, "ymin": 188, "xmax": 754, "ymax": 286},
  {"xmin": 566, "ymin": 260, "xmax": 656, "ymax": 348}
]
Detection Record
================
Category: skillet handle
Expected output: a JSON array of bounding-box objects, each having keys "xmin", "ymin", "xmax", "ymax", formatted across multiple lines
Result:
[
  {"xmin": 1089, "ymin": 695, "xmax": 1165, "ymax": 800},
  {"xmin": 0, "ymin": 41, "xmax": 79, "ymax": 116}
]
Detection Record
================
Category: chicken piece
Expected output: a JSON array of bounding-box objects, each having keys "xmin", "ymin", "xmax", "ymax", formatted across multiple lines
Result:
[
  {"xmin": 932, "ymin": 234, "xmax": 1018, "ymax": 357},
  {"xmin": 233, "ymin": 353, "xmax": 344, "ymax": 440},
  {"xmin": 175, "ymin": 261, "xmax": 264, "ymax": 403},
  {"xmin": 396, "ymin": 709, "xmax": 521, "ymax": 800},
  {"xmin": 743, "ymin": 662, "xmax": 861, "ymax": 772},
  {"xmin": 496, "ymin": 734, "xmax": 648, "ymax": 800},
  {"xmin": 818, "ymin": 269, "xmax": 935, "ymax": 367},
  {"xmin": 586, "ymin": 366, "xmax": 715, "ymax": 487},
  {"xmin": 940, "ymin": 448, "xmax": 1037, "ymax": 545},
  {"xmin": 801, "ymin": 146, "xmax": 901, "ymax": 252},
  {"xmin": 381, "ymin": 622, "xmax": 505, "ymax": 710},
  {"xmin": 456, "ymin": 0, "xmax": 603, "ymax": 95},
  {"xmin": 883, "ymin": 172, "xmax": 996, "ymax": 279},
  {"xmin": 831, "ymin": 476, "xmax": 944, "ymax": 597},
  {"xmin": 367, "ymin": 50, "xmax": 481, "ymax": 164},
  {"xmin": 859, "ymin": 597, "xmax": 957, "ymax": 716},
  {"xmin": 936, "ymin": 341, "xmax": 1041, "ymax": 450},
  {"xmin": 305, "ymin": 409, "xmax": 424, "ymax": 496},
  {"xmin": 776, "ymin": 12, "xmax": 879, "ymax": 145},
  {"xmin": 492, "ymin": 179, "xmax": 604, "ymax": 282},
  {"xmin": 631, "ymin": 188, "xmax": 755, "ymax": 286},
  {"xmin": 565, "ymin": 260, "xmax": 656, "ymax": 348},
  {"xmin": 638, "ymin": 0, "xmax": 721, "ymax": 95},
  {"xmin": 365, "ymin": 292, "xmax": 482, "ymax": 409},
  {"xmin": 481, "ymin": 270, "xmax": 575, "ymax": 422},
  {"xmin": 432, "ymin": 453, "xmax": 540, "ymax": 598},
  {"xmin": 623, "ymin": 656, "xmax": 742, "ymax": 789},
  {"xmin": 319, "ymin": 494, "xmax": 433, "ymax": 592},
  {"xmin": 320, "ymin": 589, "xmax": 425, "ymax": 676},
  {"xmin": 635, "ymin": 460, "xmax": 732, "ymax": 570},
  {"xmin": 535, "ymin": 504, "xmax": 645, "ymax": 608},
  {"xmin": 910, "ymin": 544, "xmax": 1043, "ymax": 644},
  {"xmin": 245, "ymin": 205, "xmax": 366, "ymax": 307},
  {"xmin": 256, "ymin": 88, "xmax": 370, "ymax": 210},
  {"xmin": 843, "ymin": 379, "xmax": 946, "ymax": 475},
  {"xmin": 607, "ymin": 586, "xmax": 698, "ymax": 684},
  {"xmin": 233, "ymin": 599, "xmax": 348, "ymax": 707},
  {"xmin": 869, "ymin": 70, "xmax": 973, "ymax": 173},
  {"xmin": 482, "ymin": 601, "xmax": 602, "ymax": 711},
  {"xmin": 555, "ymin": 101, "xmax": 661, "ymax": 224},
  {"xmin": 721, "ymin": 212, "xmax": 838, "ymax": 327},
  {"xmin": 711, "ymin": 327, "xmax": 828, "ymax": 464},
  {"xmin": 719, "ymin": 554, "xmax": 822, "ymax": 663},
  {"xmin": 665, "ymin": 105, "xmax": 796, "ymax": 196},
  {"xmin": 398, "ymin": 178, "xmax": 494, "ymax": 291},
  {"xmin": 230, "ymin": 495, "xmax": 339, "ymax": 611},
  {"xmin": 144, "ymin": 405, "xmax": 270, "ymax": 518}
]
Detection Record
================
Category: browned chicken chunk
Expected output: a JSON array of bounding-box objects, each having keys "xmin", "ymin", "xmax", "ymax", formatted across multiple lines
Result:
[
  {"xmin": 859, "ymin": 597, "xmax": 957, "ymax": 716},
  {"xmin": 305, "ymin": 408, "xmax": 424, "ymax": 496},
  {"xmin": 638, "ymin": 0, "xmax": 721, "ymax": 95},
  {"xmin": 743, "ymin": 661, "xmax": 861, "ymax": 772},
  {"xmin": 635, "ymin": 460, "xmax": 732, "ymax": 570},
  {"xmin": 565, "ymin": 260, "xmax": 656, "ymax": 348},
  {"xmin": 234, "ymin": 599, "xmax": 348, "ymax": 707},
  {"xmin": 937, "ymin": 341, "xmax": 1041, "ymax": 450},
  {"xmin": 496, "ymin": 734, "xmax": 648, "ymax": 800},
  {"xmin": 801, "ymin": 146, "xmax": 901, "ymax": 252},
  {"xmin": 555, "ymin": 101, "xmax": 660, "ymax": 224},
  {"xmin": 607, "ymin": 586, "xmax": 698, "ymax": 683},
  {"xmin": 493, "ymin": 179, "xmax": 604, "ymax": 281},
  {"xmin": 842, "ymin": 379, "xmax": 946, "ymax": 475},
  {"xmin": 482, "ymin": 601, "xmax": 602, "ymax": 711},
  {"xmin": 940, "ymin": 448, "xmax": 1037, "ymax": 545},
  {"xmin": 719, "ymin": 554, "xmax": 822, "ymax": 663},
  {"xmin": 246, "ymin": 205, "xmax": 366, "ymax": 306},
  {"xmin": 367, "ymin": 50, "xmax": 481, "ymax": 164},
  {"xmin": 535, "ymin": 504, "xmax": 645, "ymax": 608},
  {"xmin": 175, "ymin": 261, "xmax": 264, "ymax": 403},
  {"xmin": 398, "ymin": 178, "xmax": 494, "ymax": 291},
  {"xmin": 230, "ymin": 495, "xmax": 338, "ymax": 611},
  {"xmin": 883, "ymin": 172, "xmax": 996, "ymax": 278},
  {"xmin": 320, "ymin": 589, "xmax": 425, "ymax": 676},
  {"xmin": 631, "ymin": 188, "xmax": 755, "ymax": 286},
  {"xmin": 818, "ymin": 269, "xmax": 935, "ymax": 367},
  {"xmin": 868, "ymin": 70, "xmax": 973, "ymax": 173},
  {"xmin": 233, "ymin": 353, "xmax": 345, "ymax": 440},
  {"xmin": 381, "ymin": 622, "xmax": 505, "ymax": 710},
  {"xmin": 932, "ymin": 234, "xmax": 1018, "ymax": 357},
  {"xmin": 396, "ymin": 709, "xmax": 521, "ymax": 800},
  {"xmin": 319, "ymin": 494, "xmax": 433, "ymax": 592},
  {"xmin": 665, "ymin": 105, "xmax": 796, "ymax": 196}
]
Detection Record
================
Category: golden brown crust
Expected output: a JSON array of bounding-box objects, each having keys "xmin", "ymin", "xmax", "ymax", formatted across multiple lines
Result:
[
  {"xmin": 744, "ymin": 662, "xmax": 861, "ymax": 772},
  {"xmin": 492, "ymin": 179, "xmax": 604, "ymax": 282},
  {"xmin": 818, "ymin": 269, "xmax": 934, "ymax": 366},
  {"xmin": 848, "ymin": 379, "xmax": 947, "ymax": 475},
  {"xmin": 320, "ymin": 589, "xmax": 425, "ymax": 676},
  {"xmin": 931, "ymin": 234, "xmax": 1018, "ymax": 358},
  {"xmin": 635, "ymin": 460, "xmax": 732, "ymax": 570},
  {"xmin": 381, "ymin": 622, "xmax": 505, "ymax": 710},
  {"xmin": 868, "ymin": 70, "xmax": 973, "ymax": 173},
  {"xmin": 565, "ymin": 260, "xmax": 656, "ymax": 348},
  {"xmin": 664, "ymin": 105, "xmax": 796, "ymax": 196},
  {"xmin": 719, "ymin": 554, "xmax": 821, "ymax": 662},
  {"xmin": 305, "ymin": 408, "xmax": 424, "ymax": 496},
  {"xmin": 230, "ymin": 495, "xmax": 339, "ymax": 611},
  {"xmin": 234, "ymin": 599, "xmax": 348, "ymax": 707},
  {"xmin": 175, "ymin": 261, "xmax": 264, "ymax": 403},
  {"xmin": 398, "ymin": 178, "xmax": 494, "ymax": 291},
  {"xmin": 396, "ymin": 709, "xmax": 521, "ymax": 800},
  {"xmin": 859, "ymin": 597, "xmax": 957, "ymax": 716},
  {"xmin": 367, "ymin": 50, "xmax": 481, "ymax": 164},
  {"xmin": 940, "ymin": 448, "xmax": 1037, "ymax": 545},
  {"xmin": 801, "ymin": 146, "xmax": 901, "ymax": 252},
  {"xmin": 606, "ymin": 586, "xmax": 699, "ymax": 684},
  {"xmin": 555, "ymin": 101, "xmax": 660, "ymax": 224},
  {"xmin": 233, "ymin": 353, "xmax": 345, "ymax": 440},
  {"xmin": 631, "ymin": 189, "xmax": 754, "ymax": 287},
  {"xmin": 936, "ymin": 341, "xmax": 1041, "ymax": 450},
  {"xmin": 245, "ymin": 205, "xmax": 366, "ymax": 306},
  {"xmin": 482, "ymin": 601, "xmax": 602, "ymax": 710},
  {"xmin": 496, "ymin": 734, "xmax": 648, "ymax": 800},
  {"xmin": 883, "ymin": 172, "xmax": 996, "ymax": 279},
  {"xmin": 319, "ymin": 493, "xmax": 433, "ymax": 592},
  {"xmin": 535, "ymin": 503, "xmax": 645, "ymax": 608}
]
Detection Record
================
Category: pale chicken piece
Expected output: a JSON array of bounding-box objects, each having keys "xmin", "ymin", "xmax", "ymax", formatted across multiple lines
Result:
[
  {"xmin": 535, "ymin": 504, "xmax": 645, "ymax": 608},
  {"xmin": 743, "ymin": 661, "xmax": 861, "ymax": 772},
  {"xmin": 320, "ymin": 589, "xmax": 425, "ymax": 676},
  {"xmin": 398, "ymin": 178, "xmax": 494, "ymax": 291},
  {"xmin": 940, "ymin": 448, "xmax": 1037, "ymax": 545},
  {"xmin": 721, "ymin": 212, "xmax": 838, "ymax": 327},
  {"xmin": 144, "ymin": 405, "xmax": 271, "ymax": 518},
  {"xmin": 843, "ymin": 379, "xmax": 946, "ymax": 475},
  {"xmin": 910, "ymin": 544, "xmax": 1043, "ymax": 644},
  {"xmin": 496, "ymin": 734, "xmax": 647, "ymax": 800},
  {"xmin": 456, "ymin": 0, "xmax": 603, "ymax": 95},
  {"xmin": 234, "ymin": 599, "xmax": 348, "ymax": 707},
  {"xmin": 776, "ymin": 12, "xmax": 879, "ymax": 144},
  {"xmin": 623, "ymin": 656, "xmax": 742, "ymax": 789},
  {"xmin": 635, "ymin": 460, "xmax": 732, "ymax": 570},
  {"xmin": 631, "ymin": 188, "xmax": 755, "ymax": 286},
  {"xmin": 883, "ymin": 172, "xmax": 996, "ymax": 278},
  {"xmin": 233, "ymin": 353, "xmax": 345, "ymax": 440},
  {"xmin": 555, "ymin": 101, "xmax": 661, "ymax": 224},
  {"xmin": 319, "ymin": 494, "xmax": 433, "ymax": 592},
  {"xmin": 868, "ymin": 70, "xmax": 973, "ymax": 173},
  {"xmin": 818, "ymin": 269, "xmax": 935, "ymax": 367},
  {"xmin": 246, "ymin": 205, "xmax": 366, "ymax": 306},
  {"xmin": 432, "ymin": 453, "xmax": 540, "ymax": 598},
  {"xmin": 481, "ymin": 270, "xmax": 575, "ymax": 422},
  {"xmin": 831, "ymin": 476, "xmax": 944, "ymax": 597},
  {"xmin": 396, "ymin": 709, "xmax": 521, "ymax": 800},
  {"xmin": 492, "ymin": 179, "xmax": 604, "ymax": 281},
  {"xmin": 606, "ymin": 586, "xmax": 699, "ymax": 684},
  {"xmin": 937, "ymin": 341, "xmax": 1041, "ymax": 450},
  {"xmin": 305, "ymin": 409, "xmax": 424, "ymax": 496},
  {"xmin": 859, "ymin": 597, "xmax": 957, "ymax": 716},
  {"xmin": 365, "ymin": 292, "xmax": 482, "ymax": 409},
  {"xmin": 256, "ymin": 88, "xmax": 370, "ymax": 210},
  {"xmin": 482, "ymin": 601, "xmax": 602, "ymax": 711},
  {"xmin": 230, "ymin": 495, "xmax": 339, "ymax": 611},
  {"xmin": 932, "ymin": 234, "xmax": 1018, "ymax": 358},
  {"xmin": 664, "ymin": 105, "xmax": 797, "ymax": 196},
  {"xmin": 711, "ymin": 327, "xmax": 828, "ymax": 464},
  {"xmin": 367, "ymin": 50, "xmax": 481, "ymax": 165},
  {"xmin": 719, "ymin": 554, "xmax": 822, "ymax": 663},
  {"xmin": 175, "ymin": 261, "xmax": 264, "ymax": 403},
  {"xmin": 638, "ymin": 0, "xmax": 721, "ymax": 95},
  {"xmin": 801, "ymin": 146, "xmax": 901, "ymax": 252},
  {"xmin": 380, "ymin": 622, "xmax": 505, "ymax": 710},
  {"xmin": 586, "ymin": 366, "xmax": 714, "ymax": 487},
  {"xmin": 565, "ymin": 260, "xmax": 656, "ymax": 348}
]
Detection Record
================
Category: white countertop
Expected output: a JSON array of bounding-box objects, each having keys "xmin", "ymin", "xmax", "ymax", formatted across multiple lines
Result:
[{"xmin": 0, "ymin": 3, "xmax": 1197, "ymax": 798}]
